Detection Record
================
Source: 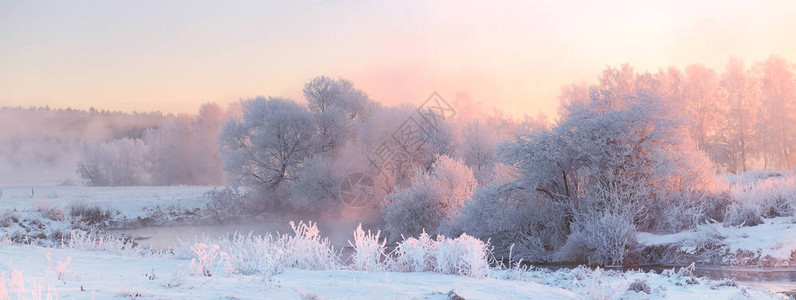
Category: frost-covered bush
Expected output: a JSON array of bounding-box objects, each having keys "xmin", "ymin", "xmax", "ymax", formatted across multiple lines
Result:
[
  {"xmin": 62, "ymin": 231, "xmax": 150, "ymax": 256},
  {"xmin": 643, "ymin": 191, "xmax": 710, "ymax": 233},
  {"xmin": 198, "ymin": 222, "xmax": 339, "ymax": 276},
  {"xmin": 732, "ymin": 172, "xmax": 796, "ymax": 218},
  {"xmin": 627, "ymin": 279, "xmax": 651, "ymax": 294},
  {"xmin": 181, "ymin": 220, "xmax": 496, "ymax": 278},
  {"xmin": 348, "ymin": 224, "xmax": 387, "ymax": 271},
  {"xmin": 390, "ymin": 232, "xmax": 490, "ymax": 278},
  {"xmin": 185, "ymin": 221, "xmax": 339, "ymax": 277},
  {"xmin": 556, "ymin": 209, "xmax": 637, "ymax": 265},
  {"xmin": 382, "ymin": 155, "xmax": 477, "ymax": 239},
  {"xmin": 449, "ymin": 182, "xmax": 566, "ymax": 262},
  {"xmin": 435, "ymin": 234, "xmax": 490, "ymax": 278},
  {"xmin": 289, "ymin": 155, "xmax": 343, "ymax": 213},
  {"xmin": 281, "ymin": 221, "xmax": 339, "ymax": 270},
  {"xmin": 180, "ymin": 220, "xmax": 496, "ymax": 278},
  {"xmin": 709, "ymin": 278, "xmax": 738, "ymax": 289},
  {"xmin": 68, "ymin": 202, "xmax": 114, "ymax": 226},
  {"xmin": 0, "ymin": 210, "xmax": 19, "ymax": 228},
  {"xmin": 700, "ymin": 192, "xmax": 734, "ymax": 222},
  {"xmin": 220, "ymin": 233, "xmax": 284, "ymax": 276},
  {"xmin": 204, "ymin": 187, "xmax": 248, "ymax": 223},
  {"xmin": 35, "ymin": 199, "xmax": 65, "ymax": 222},
  {"xmin": 391, "ymin": 231, "xmax": 436, "ymax": 272},
  {"xmin": 723, "ymin": 202, "xmax": 764, "ymax": 227},
  {"xmin": 189, "ymin": 243, "xmax": 227, "ymax": 277}
]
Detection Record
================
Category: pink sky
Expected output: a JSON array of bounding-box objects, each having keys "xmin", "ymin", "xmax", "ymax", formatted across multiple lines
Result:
[{"xmin": 1, "ymin": 0, "xmax": 795, "ymax": 118}]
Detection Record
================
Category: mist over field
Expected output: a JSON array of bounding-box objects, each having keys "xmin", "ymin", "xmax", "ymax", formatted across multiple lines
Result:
[
  {"xmin": 0, "ymin": 108, "xmax": 167, "ymax": 185},
  {"xmin": 2, "ymin": 1, "xmax": 796, "ymax": 299}
]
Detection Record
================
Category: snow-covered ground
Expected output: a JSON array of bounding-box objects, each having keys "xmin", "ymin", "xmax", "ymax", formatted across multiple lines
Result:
[
  {"xmin": 0, "ymin": 185, "xmax": 213, "ymax": 219},
  {"xmin": 0, "ymin": 185, "xmax": 793, "ymax": 299},
  {"xmin": 638, "ymin": 217, "xmax": 796, "ymax": 266},
  {"xmin": 0, "ymin": 242, "xmax": 785, "ymax": 300},
  {"xmin": 0, "ymin": 185, "xmax": 216, "ymax": 247}
]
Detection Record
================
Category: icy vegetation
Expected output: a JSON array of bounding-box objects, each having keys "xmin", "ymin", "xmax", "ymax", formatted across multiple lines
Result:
[
  {"xmin": 0, "ymin": 183, "xmax": 793, "ymax": 298},
  {"xmin": 637, "ymin": 171, "xmax": 796, "ymax": 267},
  {"xmin": 2, "ymin": 60, "xmax": 796, "ymax": 298},
  {"xmin": 0, "ymin": 212, "xmax": 787, "ymax": 299}
]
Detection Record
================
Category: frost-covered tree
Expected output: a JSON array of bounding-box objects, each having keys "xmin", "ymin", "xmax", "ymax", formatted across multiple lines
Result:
[
  {"xmin": 289, "ymin": 155, "xmax": 343, "ymax": 212},
  {"xmin": 755, "ymin": 55, "xmax": 795, "ymax": 170},
  {"xmin": 553, "ymin": 59, "xmax": 796, "ymax": 173},
  {"xmin": 460, "ymin": 121, "xmax": 498, "ymax": 185},
  {"xmin": 73, "ymin": 103, "xmax": 228, "ymax": 186},
  {"xmin": 485, "ymin": 69, "xmax": 718, "ymax": 264},
  {"xmin": 351, "ymin": 105, "xmax": 419, "ymax": 191},
  {"xmin": 146, "ymin": 103, "xmax": 227, "ymax": 185},
  {"xmin": 194, "ymin": 103, "xmax": 228, "ymax": 183},
  {"xmin": 683, "ymin": 64, "xmax": 723, "ymax": 155},
  {"xmin": 347, "ymin": 105, "xmax": 456, "ymax": 194},
  {"xmin": 303, "ymin": 76, "xmax": 376, "ymax": 122},
  {"xmin": 303, "ymin": 76, "xmax": 378, "ymax": 154},
  {"xmin": 508, "ymin": 92, "xmax": 715, "ymax": 223},
  {"xmin": 719, "ymin": 58, "xmax": 760, "ymax": 173},
  {"xmin": 653, "ymin": 67, "xmax": 686, "ymax": 112},
  {"xmin": 219, "ymin": 97, "xmax": 316, "ymax": 207},
  {"xmin": 382, "ymin": 155, "xmax": 477, "ymax": 239},
  {"xmin": 146, "ymin": 115, "xmax": 194, "ymax": 184},
  {"xmin": 588, "ymin": 64, "xmax": 637, "ymax": 112},
  {"xmin": 449, "ymin": 180, "xmax": 568, "ymax": 262},
  {"xmin": 77, "ymin": 138, "xmax": 151, "ymax": 186}
]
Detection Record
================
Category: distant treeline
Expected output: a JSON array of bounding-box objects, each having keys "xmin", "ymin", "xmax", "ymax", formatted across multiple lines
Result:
[
  {"xmin": 0, "ymin": 107, "xmax": 169, "ymax": 185},
  {"xmin": 559, "ymin": 56, "xmax": 796, "ymax": 172},
  {"xmin": 0, "ymin": 105, "xmax": 228, "ymax": 186},
  {"xmin": 4, "ymin": 55, "xmax": 794, "ymax": 187},
  {"xmin": 75, "ymin": 103, "xmax": 228, "ymax": 186}
]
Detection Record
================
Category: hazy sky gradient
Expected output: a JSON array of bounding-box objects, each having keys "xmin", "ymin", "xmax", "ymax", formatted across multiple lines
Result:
[{"xmin": 2, "ymin": 0, "xmax": 795, "ymax": 118}]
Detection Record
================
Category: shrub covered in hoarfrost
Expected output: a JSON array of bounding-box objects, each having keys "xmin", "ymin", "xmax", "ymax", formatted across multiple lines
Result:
[
  {"xmin": 556, "ymin": 209, "xmax": 637, "ymax": 265},
  {"xmin": 627, "ymin": 278, "xmax": 651, "ymax": 294},
  {"xmin": 700, "ymin": 192, "xmax": 734, "ymax": 223},
  {"xmin": 289, "ymin": 155, "xmax": 343, "ymax": 213},
  {"xmin": 183, "ymin": 221, "xmax": 492, "ymax": 278},
  {"xmin": 723, "ymin": 202, "xmax": 764, "ymax": 227},
  {"xmin": 390, "ymin": 232, "xmax": 490, "ymax": 278},
  {"xmin": 61, "ymin": 231, "xmax": 151, "ymax": 256},
  {"xmin": 382, "ymin": 155, "xmax": 477, "ymax": 239},
  {"xmin": 732, "ymin": 172, "xmax": 796, "ymax": 218},
  {"xmin": 348, "ymin": 224, "xmax": 387, "ymax": 271},
  {"xmin": 221, "ymin": 233, "xmax": 285, "ymax": 276},
  {"xmin": 189, "ymin": 243, "xmax": 227, "ymax": 277},
  {"xmin": 69, "ymin": 202, "xmax": 114, "ymax": 227},
  {"xmin": 35, "ymin": 199, "xmax": 66, "ymax": 222},
  {"xmin": 283, "ymin": 221, "xmax": 339, "ymax": 270},
  {"xmin": 204, "ymin": 187, "xmax": 248, "ymax": 223},
  {"xmin": 643, "ymin": 191, "xmax": 712, "ymax": 233},
  {"xmin": 391, "ymin": 231, "xmax": 436, "ymax": 272},
  {"xmin": 435, "ymin": 234, "xmax": 490, "ymax": 278},
  {"xmin": 186, "ymin": 221, "xmax": 339, "ymax": 277},
  {"xmin": 449, "ymin": 182, "xmax": 567, "ymax": 262}
]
